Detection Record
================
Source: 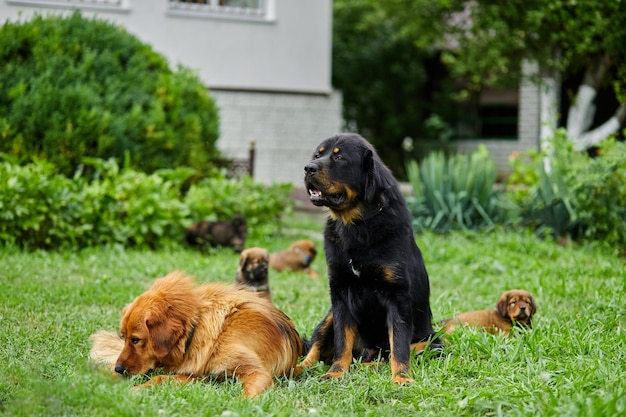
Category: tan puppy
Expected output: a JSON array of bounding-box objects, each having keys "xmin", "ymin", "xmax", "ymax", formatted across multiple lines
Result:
[
  {"xmin": 441, "ymin": 289, "xmax": 536, "ymax": 335},
  {"xmin": 269, "ymin": 239, "xmax": 318, "ymax": 279},
  {"xmin": 89, "ymin": 270, "xmax": 302, "ymax": 398},
  {"xmin": 236, "ymin": 247, "xmax": 271, "ymax": 301}
]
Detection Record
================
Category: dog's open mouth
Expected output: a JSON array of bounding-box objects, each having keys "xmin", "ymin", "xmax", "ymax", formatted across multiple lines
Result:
[
  {"xmin": 308, "ymin": 187, "xmax": 345, "ymax": 208},
  {"xmin": 309, "ymin": 188, "xmax": 323, "ymax": 201}
]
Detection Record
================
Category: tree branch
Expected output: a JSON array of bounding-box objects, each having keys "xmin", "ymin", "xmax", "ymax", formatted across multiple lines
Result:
[
  {"xmin": 573, "ymin": 102, "xmax": 626, "ymax": 151},
  {"xmin": 566, "ymin": 53, "xmax": 614, "ymax": 139}
]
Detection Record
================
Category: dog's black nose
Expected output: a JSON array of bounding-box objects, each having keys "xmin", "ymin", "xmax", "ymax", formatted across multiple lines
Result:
[
  {"xmin": 114, "ymin": 364, "xmax": 126, "ymax": 375},
  {"xmin": 520, "ymin": 305, "xmax": 526, "ymax": 311},
  {"xmin": 304, "ymin": 163, "xmax": 318, "ymax": 175}
]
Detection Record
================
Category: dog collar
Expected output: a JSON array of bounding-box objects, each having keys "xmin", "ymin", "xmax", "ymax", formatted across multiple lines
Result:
[
  {"xmin": 292, "ymin": 247, "xmax": 312, "ymax": 265},
  {"xmin": 185, "ymin": 324, "xmax": 196, "ymax": 352},
  {"xmin": 360, "ymin": 195, "xmax": 388, "ymax": 221}
]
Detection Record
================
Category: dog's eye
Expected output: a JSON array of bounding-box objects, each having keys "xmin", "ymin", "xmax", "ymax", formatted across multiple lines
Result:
[
  {"xmin": 131, "ymin": 337, "xmax": 141, "ymax": 345},
  {"xmin": 334, "ymin": 154, "xmax": 344, "ymax": 161}
]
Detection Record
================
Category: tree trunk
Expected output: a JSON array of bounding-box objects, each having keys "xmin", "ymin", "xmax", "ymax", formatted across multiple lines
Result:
[{"xmin": 566, "ymin": 53, "xmax": 624, "ymax": 150}]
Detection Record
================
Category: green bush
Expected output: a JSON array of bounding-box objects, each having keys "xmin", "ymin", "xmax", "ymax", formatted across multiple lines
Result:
[
  {"xmin": 0, "ymin": 160, "xmax": 78, "ymax": 248},
  {"xmin": 0, "ymin": 12, "xmax": 220, "ymax": 176},
  {"xmin": 513, "ymin": 130, "xmax": 626, "ymax": 251},
  {"xmin": 80, "ymin": 158, "xmax": 191, "ymax": 249},
  {"xmin": 0, "ymin": 158, "xmax": 190, "ymax": 249},
  {"xmin": 0, "ymin": 159, "xmax": 293, "ymax": 250},
  {"xmin": 184, "ymin": 175, "xmax": 295, "ymax": 238},
  {"xmin": 516, "ymin": 131, "xmax": 583, "ymax": 239},
  {"xmin": 571, "ymin": 139, "xmax": 626, "ymax": 248},
  {"xmin": 406, "ymin": 146, "xmax": 513, "ymax": 232}
]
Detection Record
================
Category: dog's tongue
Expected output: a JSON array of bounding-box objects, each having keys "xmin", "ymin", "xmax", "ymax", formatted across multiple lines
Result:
[{"xmin": 309, "ymin": 189, "xmax": 322, "ymax": 201}]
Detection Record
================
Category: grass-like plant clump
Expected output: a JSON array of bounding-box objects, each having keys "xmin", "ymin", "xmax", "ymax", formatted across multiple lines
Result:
[{"xmin": 1, "ymin": 214, "xmax": 624, "ymax": 416}]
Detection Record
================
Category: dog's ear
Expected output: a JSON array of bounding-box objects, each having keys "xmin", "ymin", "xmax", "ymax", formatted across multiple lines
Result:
[
  {"xmin": 363, "ymin": 148, "xmax": 378, "ymax": 203},
  {"xmin": 145, "ymin": 308, "xmax": 185, "ymax": 360},
  {"xmin": 240, "ymin": 253, "xmax": 249, "ymax": 269},
  {"xmin": 496, "ymin": 293, "xmax": 509, "ymax": 318},
  {"xmin": 232, "ymin": 215, "xmax": 246, "ymax": 227}
]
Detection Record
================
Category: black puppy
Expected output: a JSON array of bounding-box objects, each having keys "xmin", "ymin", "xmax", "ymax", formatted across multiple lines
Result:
[
  {"xmin": 185, "ymin": 214, "xmax": 247, "ymax": 253},
  {"xmin": 296, "ymin": 133, "xmax": 442, "ymax": 384}
]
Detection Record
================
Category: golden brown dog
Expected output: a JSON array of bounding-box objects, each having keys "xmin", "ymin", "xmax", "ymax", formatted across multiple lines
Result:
[
  {"xmin": 89, "ymin": 270, "xmax": 302, "ymax": 398},
  {"xmin": 269, "ymin": 239, "xmax": 318, "ymax": 279},
  {"xmin": 441, "ymin": 289, "xmax": 536, "ymax": 335},
  {"xmin": 236, "ymin": 247, "xmax": 271, "ymax": 301}
]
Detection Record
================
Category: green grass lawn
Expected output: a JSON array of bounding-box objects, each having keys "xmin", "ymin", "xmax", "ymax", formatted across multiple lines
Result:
[{"xmin": 1, "ymin": 213, "xmax": 625, "ymax": 416}]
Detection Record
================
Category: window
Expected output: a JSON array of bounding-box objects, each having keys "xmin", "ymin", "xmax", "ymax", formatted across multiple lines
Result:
[
  {"xmin": 455, "ymin": 88, "xmax": 519, "ymax": 140},
  {"xmin": 168, "ymin": 0, "xmax": 272, "ymax": 21}
]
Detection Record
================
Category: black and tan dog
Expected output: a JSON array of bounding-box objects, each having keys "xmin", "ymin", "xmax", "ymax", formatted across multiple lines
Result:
[
  {"xmin": 269, "ymin": 239, "xmax": 319, "ymax": 279},
  {"xmin": 296, "ymin": 133, "xmax": 442, "ymax": 385},
  {"xmin": 236, "ymin": 247, "xmax": 272, "ymax": 301},
  {"xmin": 441, "ymin": 289, "xmax": 536, "ymax": 335},
  {"xmin": 185, "ymin": 214, "xmax": 247, "ymax": 253}
]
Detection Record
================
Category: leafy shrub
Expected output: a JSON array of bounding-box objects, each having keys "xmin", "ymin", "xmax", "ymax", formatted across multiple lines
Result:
[
  {"xmin": 516, "ymin": 131, "xmax": 583, "ymax": 239},
  {"xmin": 505, "ymin": 149, "xmax": 540, "ymax": 206},
  {"xmin": 0, "ymin": 158, "xmax": 190, "ymax": 249},
  {"xmin": 571, "ymin": 139, "xmax": 626, "ymax": 248},
  {"xmin": 0, "ymin": 160, "xmax": 79, "ymax": 248},
  {"xmin": 184, "ymin": 175, "xmax": 295, "ymax": 239},
  {"xmin": 406, "ymin": 146, "xmax": 513, "ymax": 232},
  {"xmin": 517, "ymin": 130, "xmax": 626, "ymax": 250},
  {"xmin": 80, "ymin": 158, "xmax": 191, "ymax": 249},
  {"xmin": 0, "ymin": 11, "xmax": 220, "ymax": 176},
  {"xmin": 0, "ymin": 159, "xmax": 293, "ymax": 250}
]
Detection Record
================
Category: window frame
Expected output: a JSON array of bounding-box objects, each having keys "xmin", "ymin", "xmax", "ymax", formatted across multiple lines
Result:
[{"xmin": 167, "ymin": 0, "xmax": 275, "ymax": 23}]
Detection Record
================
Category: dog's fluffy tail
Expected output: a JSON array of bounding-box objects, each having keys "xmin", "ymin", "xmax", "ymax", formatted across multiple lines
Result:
[{"xmin": 89, "ymin": 330, "xmax": 123, "ymax": 371}]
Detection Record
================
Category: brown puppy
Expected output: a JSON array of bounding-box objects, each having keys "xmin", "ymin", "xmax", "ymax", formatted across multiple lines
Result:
[
  {"xmin": 441, "ymin": 289, "xmax": 536, "ymax": 335},
  {"xmin": 236, "ymin": 247, "xmax": 271, "ymax": 301},
  {"xmin": 269, "ymin": 239, "xmax": 319, "ymax": 279},
  {"xmin": 185, "ymin": 214, "xmax": 247, "ymax": 253},
  {"xmin": 89, "ymin": 270, "xmax": 302, "ymax": 398}
]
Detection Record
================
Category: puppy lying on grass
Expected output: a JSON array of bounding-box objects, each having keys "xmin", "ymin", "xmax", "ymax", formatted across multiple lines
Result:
[
  {"xmin": 441, "ymin": 289, "xmax": 536, "ymax": 335},
  {"xmin": 269, "ymin": 239, "xmax": 318, "ymax": 279}
]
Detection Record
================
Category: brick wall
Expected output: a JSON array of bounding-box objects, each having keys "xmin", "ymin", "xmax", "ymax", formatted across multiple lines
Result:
[{"xmin": 211, "ymin": 89, "xmax": 343, "ymax": 186}]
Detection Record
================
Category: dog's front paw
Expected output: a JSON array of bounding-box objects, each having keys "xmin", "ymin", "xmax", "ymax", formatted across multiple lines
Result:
[
  {"xmin": 391, "ymin": 372, "xmax": 414, "ymax": 385},
  {"xmin": 134, "ymin": 374, "xmax": 170, "ymax": 388},
  {"xmin": 323, "ymin": 364, "xmax": 346, "ymax": 379}
]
